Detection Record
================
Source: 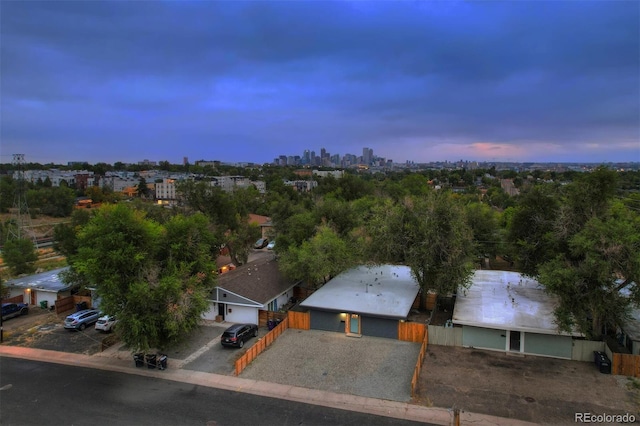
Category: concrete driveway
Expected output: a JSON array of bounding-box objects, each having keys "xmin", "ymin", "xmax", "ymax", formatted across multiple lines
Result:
[{"xmin": 181, "ymin": 325, "xmax": 271, "ymax": 375}]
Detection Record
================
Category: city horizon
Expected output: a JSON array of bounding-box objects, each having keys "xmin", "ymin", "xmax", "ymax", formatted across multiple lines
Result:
[{"xmin": 2, "ymin": 2, "xmax": 638, "ymax": 165}]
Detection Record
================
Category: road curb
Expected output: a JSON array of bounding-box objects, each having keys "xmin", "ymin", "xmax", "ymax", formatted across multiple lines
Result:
[{"xmin": 0, "ymin": 345, "xmax": 536, "ymax": 426}]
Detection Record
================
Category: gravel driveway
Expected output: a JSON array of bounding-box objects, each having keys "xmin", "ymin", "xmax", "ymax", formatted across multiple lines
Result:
[{"xmin": 239, "ymin": 329, "xmax": 421, "ymax": 402}]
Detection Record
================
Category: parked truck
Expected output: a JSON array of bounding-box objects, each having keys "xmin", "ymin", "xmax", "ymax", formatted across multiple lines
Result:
[{"xmin": 1, "ymin": 303, "xmax": 29, "ymax": 321}]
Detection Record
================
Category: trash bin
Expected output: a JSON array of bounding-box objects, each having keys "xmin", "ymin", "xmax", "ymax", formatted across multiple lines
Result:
[
  {"xmin": 76, "ymin": 301, "xmax": 87, "ymax": 312},
  {"xmin": 267, "ymin": 320, "xmax": 275, "ymax": 330},
  {"xmin": 157, "ymin": 354, "xmax": 168, "ymax": 370},
  {"xmin": 40, "ymin": 300, "xmax": 48, "ymax": 309},
  {"xmin": 134, "ymin": 353, "xmax": 145, "ymax": 368},
  {"xmin": 593, "ymin": 351, "xmax": 611, "ymax": 374},
  {"xmin": 145, "ymin": 354, "xmax": 157, "ymax": 369}
]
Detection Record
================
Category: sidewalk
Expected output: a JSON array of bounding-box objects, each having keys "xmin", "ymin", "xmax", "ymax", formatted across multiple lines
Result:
[{"xmin": 0, "ymin": 344, "xmax": 535, "ymax": 426}]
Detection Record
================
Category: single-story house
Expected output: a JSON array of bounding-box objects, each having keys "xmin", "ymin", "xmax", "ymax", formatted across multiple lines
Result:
[
  {"xmin": 452, "ymin": 270, "xmax": 582, "ymax": 359},
  {"xmin": 3, "ymin": 267, "xmax": 77, "ymax": 308},
  {"xmin": 204, "ymin": 256, "xmax": 299, "ymax": 324},
  {"xmin": 299, "ymin": 265, "xmax": 420, "ymax": 339}
]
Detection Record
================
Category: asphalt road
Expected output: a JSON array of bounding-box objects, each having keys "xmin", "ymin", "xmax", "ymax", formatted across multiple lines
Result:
[{"xmin": 0, "ymin": 357, "xmax": 431, "ymax": 426}]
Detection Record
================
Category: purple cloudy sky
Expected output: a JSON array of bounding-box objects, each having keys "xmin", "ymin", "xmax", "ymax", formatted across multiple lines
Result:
[{"xmin": 1, "ymin": 1, "xmax": 638, "ymax": 165}]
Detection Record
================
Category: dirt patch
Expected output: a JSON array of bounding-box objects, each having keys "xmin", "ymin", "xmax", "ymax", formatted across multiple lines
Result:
[
  {"xmin": 415, "ymin": 345, "xmax": 640, "ymax": 424},
  {"xmin": 2, "ymin": 310, "xmax": 106, "ymax": 355}
]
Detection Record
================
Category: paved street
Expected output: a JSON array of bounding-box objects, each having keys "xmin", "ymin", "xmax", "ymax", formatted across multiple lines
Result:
[{"xmin": 0, "ymin": 357, "xmax": 430, "ymax": 426}]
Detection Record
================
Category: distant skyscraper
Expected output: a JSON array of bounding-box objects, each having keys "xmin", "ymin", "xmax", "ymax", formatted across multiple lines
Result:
[{"xmin": 363, "ymin": 147, "xmax": 373, "ymax": 165}]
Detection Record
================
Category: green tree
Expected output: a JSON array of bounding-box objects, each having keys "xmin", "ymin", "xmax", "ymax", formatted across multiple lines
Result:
[
  {"xmin": 366, "ymin": 193, "xmax": 475, "ymax": 308},
  {"xmin": 225, "ymin": 216, "xmax": 261, "ymax": 266},
  {"xmin": 510, "ymin": 167, "xmax": 640, "ymax": 338},
  {"xmin": 177, "ymin": 181, "xmax": 261, "ymax": 265},
  {"xmin": 70, "ymin": 204, "xmax": 217, "ymax": 352},
  {"xmin": 137, "ymin": 177, "xmax": 150, "ymax": 199},
  {"xmin": 537, "ymin": 168, "xmax": 640, "ymax": 338},
  {"xmin": 0, "ymin": 177, "xmax": 14, "ymax": 213},
  {"xmin": 53, "ymin": 209, "xmax": 93, "ymax": 257},
  {"xmin": 40, "ymin": 186, "xmax": 76, "ymax": 217},
  {"xmin": 3, "ymin": 238, "xmax": 38, "ymax": 275},
  {"xmin": 508, "ymin": 185, "xmax": 560, "ymax": 276},
  {"xmin": 539, "ymin": 201, "xmax": 640, "ymax": 338},
  {"xmin": 279, "ymin": 225, "xmax": 359, "ymax": 287},
  {"xmin": 465, "ymin": 202, "xmax": 501, "ymax": 258}
]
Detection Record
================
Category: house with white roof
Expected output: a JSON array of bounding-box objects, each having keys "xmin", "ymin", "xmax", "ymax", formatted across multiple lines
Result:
[
  {"xmin": 453, "ymin": 270, "xmax": 582, "ymax": 359},
  {"xmin": 299, "ymin": 265, "xmax": 420, "ymax": 339}
]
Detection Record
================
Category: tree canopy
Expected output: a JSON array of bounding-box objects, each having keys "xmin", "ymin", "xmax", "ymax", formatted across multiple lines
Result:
[
  {"xmin": 365, "ymin": 193, "xmax": 475, "ymax": 308},
  {"xmin": 69, "ymin": 204, "xmax": 218, "ymax": 352},
  {"xmin": 509, "ymin": 167, "xmax": 640, "ymax": 338}
]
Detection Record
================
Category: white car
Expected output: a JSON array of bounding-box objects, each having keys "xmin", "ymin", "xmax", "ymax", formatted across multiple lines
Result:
[
  {"xmin": 95, "ymin": 315, "xmax": 117, "ymax": 332},
  {"xmin": 266, "ymin": 240, "xmax": 276, "ymax": 250}
]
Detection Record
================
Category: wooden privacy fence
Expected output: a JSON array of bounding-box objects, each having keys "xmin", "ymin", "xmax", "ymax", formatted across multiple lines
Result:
[
  {"xmin": 410, "ymin": 326, "xmax": 429, "ymax": 398},
  {"xmin": 611, "ymin": 353, "xmax": 640, "ymax": 377},
  {"xmin": 54, "ymin": 295, "xmax": 92, "ymax": 314},
  {"xmin": 398, "ymin": 321, "xmax": 426, "ymax": 343},
  {"xmin": 235, "ymin": 316, "xmax": 289, "ymax": 376},
  {"xmin": 258, "ymin": 310, "xmax": 287, "ymax": 328},
  {"xmin": 1, "ymin": 295, "xmax": 24, "ymax": 305},
  {"xmin": 287, "ymin": 310, "xmax": 310, "ymax": 330}
]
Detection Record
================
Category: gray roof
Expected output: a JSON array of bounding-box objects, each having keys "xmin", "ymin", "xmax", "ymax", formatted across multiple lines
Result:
[
  {"xmin": 452, "ymin": 270, "xmax": 581, "ymax": 336},
  {"xmin": 299, "ymin": 265, "xmax": 420, "ymax": 319},
  {"xmin": 5, "ymin": 267, "xmax": 74, "ymax": 293},
  {"xmin": 210, "ymin": 257, "xmax": 298, "ymax": 306}
]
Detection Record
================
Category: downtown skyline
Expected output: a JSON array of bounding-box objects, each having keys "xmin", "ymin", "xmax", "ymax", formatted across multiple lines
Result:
[{"xmin": 1, "ymin": 1, "xmax": 639, "ymax": 166}]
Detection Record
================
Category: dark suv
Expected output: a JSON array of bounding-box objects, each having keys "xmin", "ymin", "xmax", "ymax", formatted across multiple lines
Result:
[{"xmin": 221, "ymin": 323, "xmax": 258, "ymax": 348}]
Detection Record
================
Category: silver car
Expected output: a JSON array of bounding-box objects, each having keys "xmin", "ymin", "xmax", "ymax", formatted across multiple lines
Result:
[{"xmin": 64, "ymin": 309, "xmax": 101, "ymax": 331}]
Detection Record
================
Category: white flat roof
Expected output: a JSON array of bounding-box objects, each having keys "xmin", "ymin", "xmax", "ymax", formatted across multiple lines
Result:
[
  {"xmin": 299, "ymin": 265, "xmax": 420, "ymax": 319},
  {"xmin": 453, "ymin": 270, "xmax": 581, "ymax": 336}
]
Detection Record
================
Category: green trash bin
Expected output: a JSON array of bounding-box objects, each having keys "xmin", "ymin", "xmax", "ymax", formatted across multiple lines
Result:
[{"xmin": 40, "ymin": 300, "xmax": 48, "ymax": 309}]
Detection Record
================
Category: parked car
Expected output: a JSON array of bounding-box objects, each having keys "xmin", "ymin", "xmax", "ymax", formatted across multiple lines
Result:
[
  {"xmin": 266, "ymin": 240, "xmax": 276, "ymax": 250},
  {"xmin": 221, "ymin": 323, "xmax": 259, "ymax": 348},
  {"xmin": 95, "ymin": 315, "xmax": 117, "ymax": 332},
  {"xmin": 254, "ymin": 238, "xmax": 269, "ymax": 249},
  {"xmin": 64, "ymin": 309, "xmax": 101, "ymax": 331},
  {"xmin": 1, "ymin": 303, "xmax": 29, "ymax": 321}
]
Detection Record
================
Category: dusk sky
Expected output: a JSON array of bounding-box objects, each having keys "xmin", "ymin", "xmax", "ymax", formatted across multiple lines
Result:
[{"xmin": 1, "ymin": 1, "xmax": 639, "ymax": 165}]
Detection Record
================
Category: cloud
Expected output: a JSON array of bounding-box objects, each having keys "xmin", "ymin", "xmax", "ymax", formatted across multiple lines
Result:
[{"xmin": 1, "ymin": 1, "xmax": 638, "ymax": 164}]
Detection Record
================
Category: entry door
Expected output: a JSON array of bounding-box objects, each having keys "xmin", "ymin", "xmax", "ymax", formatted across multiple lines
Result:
[
  {"xmin": 347, "ymin": 314, "xmax": 361, "ymax": 336},
  {"xmin": 218, "ymin": 303, "xmax": 225, "ymax": 320},
  {"xmin": 509, "ymin": 330, "xmax": 521, "ymax": 352}
]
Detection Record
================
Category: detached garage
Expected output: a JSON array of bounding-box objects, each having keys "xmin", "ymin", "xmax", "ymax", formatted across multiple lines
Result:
[
  {"xmin": 299, "ymin": 265, "xmax": 420, "ymax": 339},
  {"xmin": 453, "ymin": 270, "xmax": 581, "ymax": 359}
]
